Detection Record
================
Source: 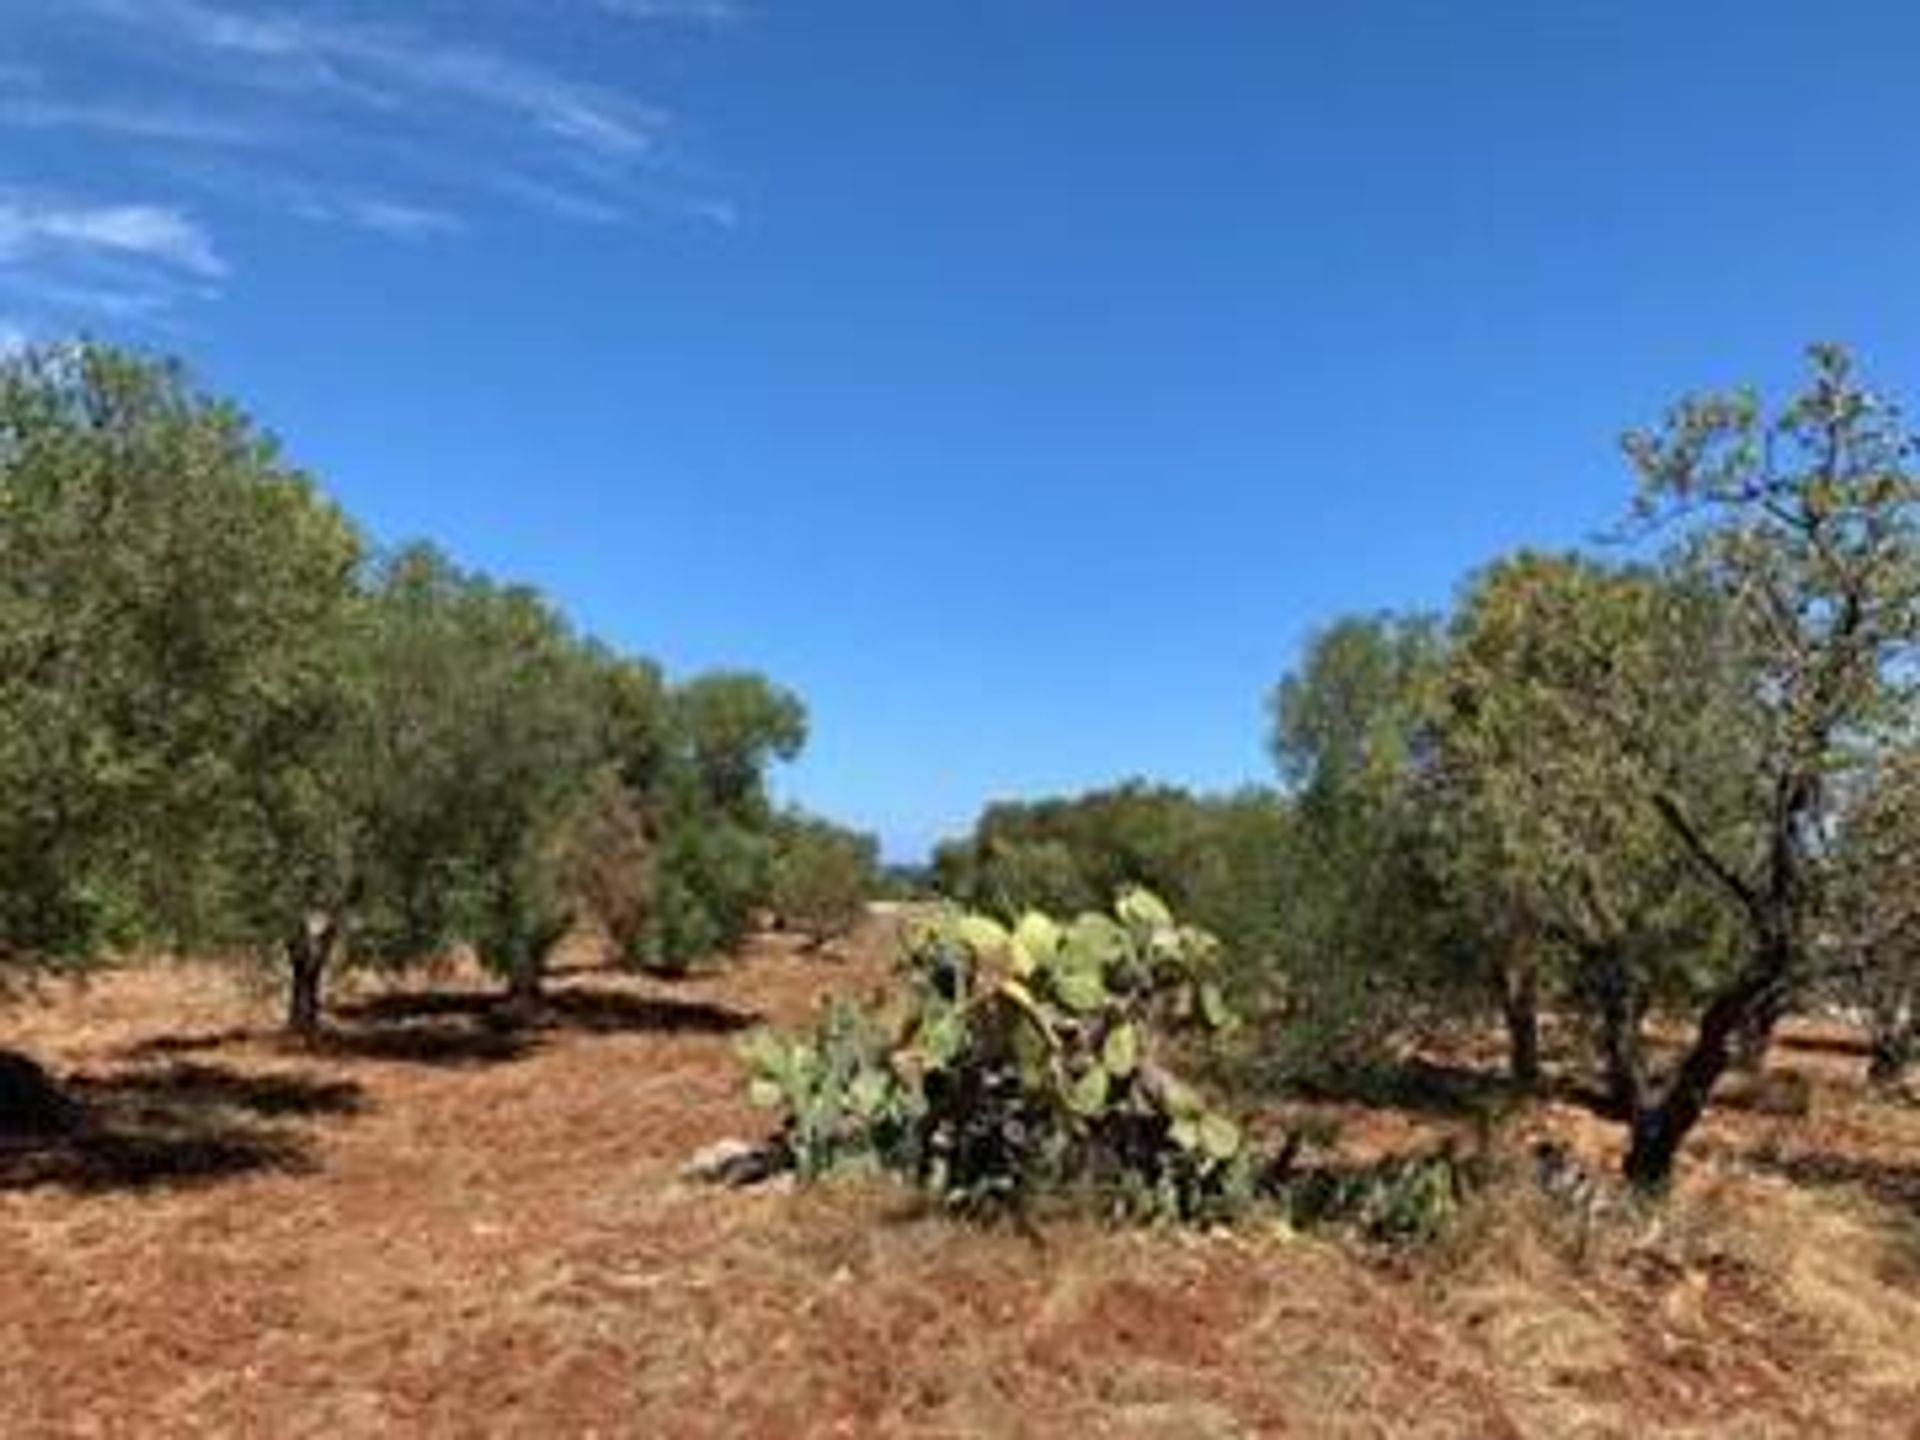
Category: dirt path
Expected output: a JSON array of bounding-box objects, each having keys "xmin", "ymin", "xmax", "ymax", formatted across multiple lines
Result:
[{"xmin": 3, "ymin": 923, "xmax": 1918, "ymax": 1437}]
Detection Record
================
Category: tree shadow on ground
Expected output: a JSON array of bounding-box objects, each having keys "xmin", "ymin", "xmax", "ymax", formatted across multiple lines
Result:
[
  {"xmin": 542, "ymin": 986, "xmax": 761, "ymax": 1036},
  {"xmin": 310, "ymin": 1011, "xmax": 539, "ymax": 1068},
  {"xmin": 113, "ymin": 1012, "xmax": 537, "ymax": 1069},
  {"xmin": 292, "ymin": 982, "xmax": 758, "ymax": 1069},
  {"xmin": 1743, "ymin": 1144, "xmax": 1920, "ymax": 1216},
  {"xmin": 1774, "ymin": 1030, "xmax": 1872, "ymax": 1061},
  {"xmin": 1287, "ymin": 1057, "xmax": 1521, "ymax": 1122},
  {"xmin": 0, "ymin": 1054, "xmax": 365, "ymax": 1194},
  {"xmin": 118, "ymin": 1026, "xmax": 260, "ymax": 1061},
  {"xmin": 75, "ymin": 1060, "xmax": 364, "ymax": 1118},
  {"xmin": 335, "ymin": 984, "xmax": 759, "ymax": 1042},
  {"xmin": 112, "ymin": 981, "xmax": 760, "ymax": 1075}
]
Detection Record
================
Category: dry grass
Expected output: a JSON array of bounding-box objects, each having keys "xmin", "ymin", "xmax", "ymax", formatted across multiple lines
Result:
[{"xmin": 3, "ymin": 920, "xmax": 1919, "ymax": 1437}]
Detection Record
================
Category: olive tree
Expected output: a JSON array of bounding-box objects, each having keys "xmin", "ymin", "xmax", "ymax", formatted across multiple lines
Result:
[
  {"xmin": 0, "ymin": 343, "xmax": 364, "ymax": 996},
  {"xmin": 393, "ymin": 554, "xmax": 606, "ymax": 1004},
  {"xmin": 644, "ymin": 671, "xmax": 808, "ymax": 969},
  {"xmin": 767, "ymin": 811, "xmax": 879, "ymax": 949},
  {"xmin": 1425, "ymin": 553, "xmax": 1742, "ymax": 1104},
  {"xmin": 1264, "ymin": 614, "xmax": 1462, "ymax": 1075},
  {"xmin": 258, "ymin": 546, "xmax": 614, "ymax": 1030},
  {"xmin": 1604, "ymin": 344, "xmax": 1918, "ymax": 1186}
]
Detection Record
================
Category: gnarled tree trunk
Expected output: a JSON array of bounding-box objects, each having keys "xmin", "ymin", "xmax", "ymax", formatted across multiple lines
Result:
[
  {"xmin": 1500, "ymin": 959, "xmax": 1542, "ymax": 1091},
  {"xmin": 1622, "ymin": 946, "xmax": 1789, "ymax": 1192},
  {"xmin": 1590, "ymin": 945, "xmax": 1646, "ymax": 1121},
  {"xmin": 286, "ymin": 913, "xmax": 341, "ymax": 1040}
]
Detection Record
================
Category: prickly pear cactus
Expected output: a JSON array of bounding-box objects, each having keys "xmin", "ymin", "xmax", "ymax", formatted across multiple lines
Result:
[
  {"xmin": 739, "ymin": 888, "xmax": 1255, "ymax": 1222},
  {"xmin": 737, "ymin": 998, "xmax": 918, "ymax": 1179}
]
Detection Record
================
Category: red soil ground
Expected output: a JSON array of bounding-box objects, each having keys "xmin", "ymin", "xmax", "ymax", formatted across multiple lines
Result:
[{"xmin": 4, "ymin": 916, "xmax": 1919, "ymax": 1438}]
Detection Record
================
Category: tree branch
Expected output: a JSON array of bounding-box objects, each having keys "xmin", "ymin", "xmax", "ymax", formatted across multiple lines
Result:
[{"xmin": 1651, "ymin": 790, "xmax": 1760, "ymax": 920}]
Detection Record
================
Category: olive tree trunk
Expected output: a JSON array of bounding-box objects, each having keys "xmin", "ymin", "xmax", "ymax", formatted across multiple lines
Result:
[
  {"xmin": 1500, "ymin": 960, "xmax": 1542, "ymax": 1091},
  {"xmin": 285, "ymin": 914, "xmax": 342, "ymax": 1040},
  {"xmin": 1622, "ymin": 945, "xmax": 1790, "ymax": 1192}
]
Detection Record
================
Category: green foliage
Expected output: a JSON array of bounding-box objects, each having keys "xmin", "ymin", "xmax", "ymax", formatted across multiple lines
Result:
[
  {"xmin": 322, "ymin": 545, "xmax": 609, "ymax": 1001},
  {"xmin": 1261, "ymin": 614, "xmax": 1465, "ymax": 1075},
  {"xmin": 0, "ymin": 342, "xmax": 815, "ymax": 1029},
  {"xmin": 1618, "ymin": 342, "xmax": 1920, "ymax": 910},
  {"xmin": 552, "ymin": 768, "xmax": 656, "ymax": 966},
  {"xmin": 769, "ymin": 812, "xmax": 878, "ymax": 947},
  {"xmin": 1271, "ymin": 613, "xmax": 1440, "ymax": 800},
  {"xmin": 669, "ymin": 671, "xmax": 807, "ymax": 821},
  {"xmin": 741, "ymin": 890, "xmax": 1254, "ymax": 1223},
  {"xmin": 1284, "ymin": 1150, "xmax": 1474, "ymax": 1247},
  {"xmin": 934, "ymin": 782, "xmax": 1213, "ymax": 918},
  {"xmin": 647, "ymin": 818, "xmax": 774, "ymax": 972},
  {"xmin": 933, "ymin": 834, "xmax": 1094, "ymax": 918},
  {"xmin": 1423, "ymin": 553, "xmax": 1745, "ymax": 1091},
  {"xmin": 634, "ymin": 672, "xmax": 810, "ymax": 972},
  {"xmin": 930, "ymin": 782, "xmax": 1293, "ymax": 1005},
  {"xmin": 1607, "ymin": 345, "xmax": 1920, "ymax": 1186},
  {"xmin": 0, "ymin": 341, "xmax": 364, "ymax": 970},
  {"xmin": 441, "ymin": 579, "xmax": 605, "ymax": 994},
  {"xmin": 1826, "ymin": 742, "xmax": 1920, "ymax": 1084},
  {"xmin": 15, "ymin": 333, "xmax": 1916, "ymax": 1208},
  {"xmin": 591, "ymin": 655, "xmax": 671, "ymax": 797},
  {"xmin": 1176, "ymin": 790, "xmax": 1292, "ymax": 978},
  {"xmin": 738, "ymin": 999, "xmax": 917, "ymax": 1179},
  {"xmin": 874, "ymin": 863, "xmax": 937, "ymax": 902}
]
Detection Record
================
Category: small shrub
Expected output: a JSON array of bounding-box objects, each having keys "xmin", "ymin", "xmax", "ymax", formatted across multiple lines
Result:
[{"xmin": 1284, "ymin": 1147, "xmax": 1478, "ymax": 1247}]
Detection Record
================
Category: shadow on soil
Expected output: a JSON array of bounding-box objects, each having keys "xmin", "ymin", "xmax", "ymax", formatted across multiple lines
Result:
[
  {"xmin": 119, "ymin": 1026, "xmax": 259, "ymax": 1061},
  {"xmin": 1287, "ymin": 1057, "xmax": 1521, "ymax": 1121},
  {"xmin": 1773, "ymin": 1030, "xmax": 1873, "ymax": 1061},
  {"xmin": 116, "ymin": 983, "xmax": 761, "ymax": 1072},
  {"xmin": 1746, "ymin": 1145, "xmax": 1920, "ymax": 1216},
  {"xmin": 0, "ymin": 1053, "xmax": 364, "ymax": 1194},
  {"xmin": 312, "ymin": 1010, "xmax": 539, "ymax": 1068},
  {"xmin": 331, "ymin": 984, "xmax": 760, "ymax": 1053}
]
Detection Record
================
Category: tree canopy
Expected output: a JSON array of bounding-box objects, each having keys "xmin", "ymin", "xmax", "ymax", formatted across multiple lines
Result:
[{"xmin": 0, "ymin": 343, "xmax": 824, "ymax": 1029}]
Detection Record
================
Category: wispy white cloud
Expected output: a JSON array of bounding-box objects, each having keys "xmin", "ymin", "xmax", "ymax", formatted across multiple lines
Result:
[
  {"xmin": 0, "ymin": 199, "xmax": 225, "ymax": 278},
  {"xmin": 0, "ymin": 194, "xmax": 219, "ymax": 335},
  {"xmin": 483, "ymin": 171, "xmax": 628, "ymax": 225},
  {"xmin": 77, "ymin": 0, "xmax": 670, "ymax": 162},
  {"xmin": 0, "ymin": 94, "xmax": 266, "ymax": 146},
  {"xmin": 0, "ymin": 58, "xmax": 267, "ymax": 145},
  {"xmin": 289, "ymin": 192, "xmax": 463, "ymax": 240},
  {"xmin": 3, "ymin": 0, "xmax": 740, "ymax": 330},
  {"xmin": 595, "ymin": 0, "xmax": 745, "ymax": 21},
  {"xmin": 41, "ymin": 0, "xmax": 743, "ymax": 237},
  {"xmin": 0, "ymin": 318, "xmax": 27, "ymax": 356}
]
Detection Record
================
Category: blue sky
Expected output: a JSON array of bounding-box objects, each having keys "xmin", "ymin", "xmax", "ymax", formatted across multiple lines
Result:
[{"xmin": 4, "ymin": 2, "xmax": 1919, "ymax": 858}]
